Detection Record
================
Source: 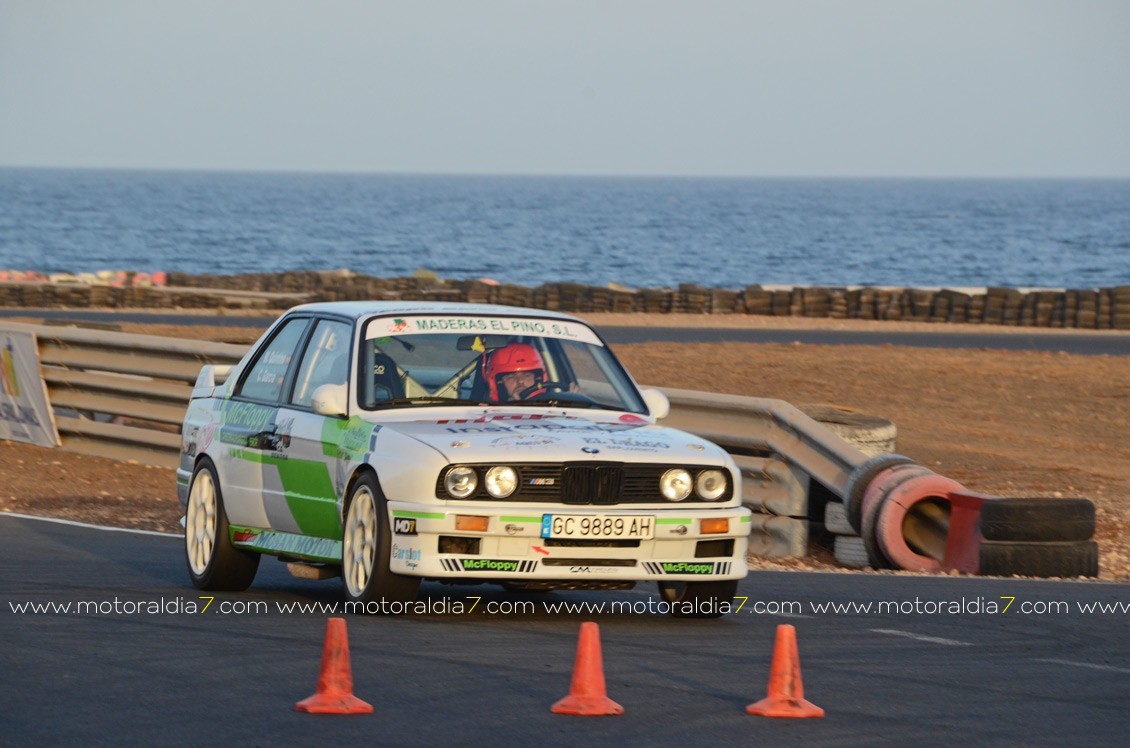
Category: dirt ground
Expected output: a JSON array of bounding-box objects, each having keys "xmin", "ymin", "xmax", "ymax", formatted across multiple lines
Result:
[{"xmin": 2, "ymin": 312, "xmax": 1128, "ymax": 580}]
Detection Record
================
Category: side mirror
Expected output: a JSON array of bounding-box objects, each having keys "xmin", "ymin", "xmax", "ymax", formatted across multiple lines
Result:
[
  {"xmin": 640, "ymin": 388, "xmax": 670, "ymax": 420},
  {"xmin": 312, "ymin": 383, "xmax": 348, "ymax": 417}
]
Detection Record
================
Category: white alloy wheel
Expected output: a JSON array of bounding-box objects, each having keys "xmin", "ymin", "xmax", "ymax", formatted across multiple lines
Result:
[
  {"xmin": 186, "ymin": 467, "xmax": 218, "ymax": 576},
  {"xmin": 184, "ymin": 458, "xmax": 260, "ymax": 591},
  {"xmin": 344, "ymin": 484, "xmax": 378, "ymax": 597}
]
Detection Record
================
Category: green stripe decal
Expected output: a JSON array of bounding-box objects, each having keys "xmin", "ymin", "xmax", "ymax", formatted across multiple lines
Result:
[
  {"xmin": 394, "ymin": 511, "xmax": 445, "ymax": 520},
  {"xmin": 656, "ymin": 518, "xmax": 691, "ymax": 525},
  {"xmin": 741, "ymin": 516, "xmax": 752, "ymax": 523},
  {"xmin": 501, "ymin": 516, "xmax": 542, "ymax": 523},
  {"xmin": 228, "ymin": 449, "xmax": 340, "ymax": 538}
]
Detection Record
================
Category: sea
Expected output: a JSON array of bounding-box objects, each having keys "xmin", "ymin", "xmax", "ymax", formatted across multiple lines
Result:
[{"xmin": 1, "ymin": 168, "xmax": 1127, "ymax": 290}]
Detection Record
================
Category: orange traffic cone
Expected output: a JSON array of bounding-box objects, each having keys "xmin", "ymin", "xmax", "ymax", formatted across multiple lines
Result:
[
  {"xmin": 295, "ymin": 617, "xmax": 373, "ymax": 714},
  {"xmin": 551, "ymin": 622, "xmax": 624, "ymax": 716},
  {"xmin": 745, "ymin": 624, "xmax": 824, "ymax": 718}
]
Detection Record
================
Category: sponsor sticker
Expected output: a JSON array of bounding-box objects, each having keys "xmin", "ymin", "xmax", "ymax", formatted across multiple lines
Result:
[
  {"xmin": 393, "ymin": 517, "xmax": 418, "ymax": 535},
  {"xmin": 231, "ymin": 529, "xmax": 340, "ymax": 562},
  {"xmin": 392, "ymin": 544, "xmax": 422, "ymax": 570},
  {"xmin": 660, "ymin": 562, "xmax": 715, "ymax": 575},
  {"xmin": 367, "ymin": 316, "xmax": 603, "ymax": 345}
]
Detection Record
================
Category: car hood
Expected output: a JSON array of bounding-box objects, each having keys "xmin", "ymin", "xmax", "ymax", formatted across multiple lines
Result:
[{"xmin": 382, "ymin": 410, "xmax": 729, "ymax": 464}]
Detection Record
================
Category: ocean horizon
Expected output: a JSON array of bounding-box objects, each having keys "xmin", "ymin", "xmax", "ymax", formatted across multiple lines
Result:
[{"xmin": 2, "ymin": 168, "xmax": 1127, "ymax": 291}]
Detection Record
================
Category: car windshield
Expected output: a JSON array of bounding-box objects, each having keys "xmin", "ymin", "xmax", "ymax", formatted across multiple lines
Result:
[{"xmin": 358, "ymin": 313, "xmax": 646, "ymax": 413}]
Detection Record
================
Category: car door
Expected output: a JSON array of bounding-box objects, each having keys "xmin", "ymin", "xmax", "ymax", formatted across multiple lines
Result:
[
  {"xmin": 218, "ymin": 315, "xmax": 311, "ymax": 529},
  {"xmin": 272, "ymin": 317, "xmax": 357, "ymax": 539}
]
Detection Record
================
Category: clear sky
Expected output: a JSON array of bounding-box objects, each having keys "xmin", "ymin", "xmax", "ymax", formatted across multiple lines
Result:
[{"xmin": 1, "ymin": 0, "xmax": 1127, "ymax": 178}]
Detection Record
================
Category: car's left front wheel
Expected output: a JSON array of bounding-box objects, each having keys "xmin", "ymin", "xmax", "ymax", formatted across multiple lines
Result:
[
  {"xmin": 185, "ymin": 457, "xmax": 260, "ymax": 591},
  {"xmin": 342, "ymin": 473, "xmax": 420, "ymax": 610}
]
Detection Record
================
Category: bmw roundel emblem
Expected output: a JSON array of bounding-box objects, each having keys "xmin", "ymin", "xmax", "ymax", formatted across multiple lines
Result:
[{"xmin": 582, "ymin": 447, "xmax": 600, "ymax": 454}]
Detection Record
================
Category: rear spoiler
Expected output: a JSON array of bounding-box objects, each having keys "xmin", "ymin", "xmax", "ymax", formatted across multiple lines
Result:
[{"xmin": 191, "ymin": 365, "xmax": 233, "ymax": 399}]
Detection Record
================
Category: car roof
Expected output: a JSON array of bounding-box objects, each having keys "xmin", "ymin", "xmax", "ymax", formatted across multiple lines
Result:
[{"xmin": 287, "ymin": 300, "xmax": 588, "ymax": 323}]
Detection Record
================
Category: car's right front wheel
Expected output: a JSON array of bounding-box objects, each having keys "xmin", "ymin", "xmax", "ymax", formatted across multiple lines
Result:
[
  {"xmin": 342, "ymin": 473, "xmax": 420, "ymax": 611},
  {"xmin": 657, "ymin": 579, "xmax": 739, "ymax": 619}
]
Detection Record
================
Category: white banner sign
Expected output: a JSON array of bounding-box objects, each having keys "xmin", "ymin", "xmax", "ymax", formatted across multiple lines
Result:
[{"xmin": 0, "ymin": 329, "xmax": 61, "ymax": 447}]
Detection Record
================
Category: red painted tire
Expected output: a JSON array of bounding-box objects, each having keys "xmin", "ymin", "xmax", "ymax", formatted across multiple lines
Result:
[
  {"xmin": 874, "ymin": 473, "xmax": 966, "ymax": 571},
  {"xmin": 843, "ymin": 454, "xmax": 918, "ymax": 532},
  {"xmin": 858, "ymin": 464, "xmax": 935, "ymax": 569}
]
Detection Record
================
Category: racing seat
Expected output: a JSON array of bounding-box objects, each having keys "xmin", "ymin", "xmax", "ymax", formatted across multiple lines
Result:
[
  {"xmin": 371, "ymin": 352, "xmax": 404, "ymax": 402},
  {"xmin": 468, "ymin": 355, "xmax": 491, "ymax": 402}
]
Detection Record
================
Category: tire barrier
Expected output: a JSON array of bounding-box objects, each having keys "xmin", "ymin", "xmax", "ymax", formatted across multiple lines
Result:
[
  {"xmin": 7, "ymin": 272, "xmax": 1130, "ymax": 329},
  {"xmin": 846, "ymin": 463, "xmax": 1100, "ymax": 577},
  {"xmin": 858, "ymin": 464, "xmax": 937, "ymax": 570},
  {"xmin": 841, "ymin": 453, "xmax": 917, "ymax": 533},
  {"xmin": 2, "ymin": 274, "xmax": 1130, "ymax": 329},
  {"xmin": 832, "ymin": 535, "xmax": 870, "ymax": 569},
  {"xmin": 822, "ymin": 500, "xmax": 854, "ymax": 536},
  {"xmin": 795, "ymin": 404, "xmax": 897, "ymax": 458},
  {"xmin": 979, "ymin": 498, "xmax": 1096, "ymax": 542},
  {"xmin": 873, "ymin": 473, "xmax": 967, "ymax": 572},
  {"xmin": 979, "ymin": 540, "xmax": 1099, "ymax": 578}
]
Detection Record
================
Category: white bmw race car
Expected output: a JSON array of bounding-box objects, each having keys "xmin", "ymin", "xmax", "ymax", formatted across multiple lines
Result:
[{"xmin": 178, "ymin": 302, "xmax": 751, "ymax": 617}]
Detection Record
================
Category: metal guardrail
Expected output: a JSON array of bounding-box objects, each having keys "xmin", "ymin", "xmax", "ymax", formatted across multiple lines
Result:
[
  {"xmin": 10, "ymin": 320, "xmax": 1089, "ymax": 577},
  {"xmin": 2, "ymin": 321, "xmax": 876, "ymax": 560},
  {"xmin": 1, "ymin": 322, "xmax": 246, "ymax": 466},
  {"xmin": 2, "ymin": 322, "xmax": 873, "ymax": 479}
]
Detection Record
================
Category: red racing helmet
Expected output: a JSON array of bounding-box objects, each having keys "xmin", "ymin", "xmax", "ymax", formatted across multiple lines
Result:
[{"xmin": 483, "ymin": 343, "xmax": 546, "ymax": 400}]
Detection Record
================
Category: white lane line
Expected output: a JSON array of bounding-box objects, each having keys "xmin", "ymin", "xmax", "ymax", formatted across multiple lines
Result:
[
  {"xmin": 0, "ymin": 511, "xmax": 179, "ymax": 538},
  {"xmin": 869, "ymin": 628, "xmax": 973, "ymax": 646},
  {"xmin": 1037, "ymin": 658, "xmax": 1130, "ymax": 674}
]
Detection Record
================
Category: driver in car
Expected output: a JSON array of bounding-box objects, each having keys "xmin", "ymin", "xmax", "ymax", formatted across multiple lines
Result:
[
  {"xmin": 485, "ymin": 342, "xmax": 585, "ymax": 402},
  {"xmin": 484, "ymin": 342, "xmax": 549, "ymax": 402}
]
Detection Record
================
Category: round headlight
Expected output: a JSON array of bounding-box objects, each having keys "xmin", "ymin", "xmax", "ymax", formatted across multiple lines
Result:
[
  {"xmin": 484, "ymin": 466, "xmax": 518, "ymax": 498},
  {"xmin": 660, "ymin": 468, "xmax": 693, "ymax": 501},
  {"xmin": 695, "ymin": 469, "xmax": 728, "ymax": 500},
  {"xmin": 444, "ymin": 466, "xmax": 478, "ymax": 499}
]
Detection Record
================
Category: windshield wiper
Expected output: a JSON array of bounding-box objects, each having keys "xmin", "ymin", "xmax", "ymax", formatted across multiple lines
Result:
[
  {"xmin": 507, "ymin": 399, "xmax": 625, "ymax": 411},
  {"xmin": 371, "ymin": 397, "xmax": 484, "ymax": 409}
]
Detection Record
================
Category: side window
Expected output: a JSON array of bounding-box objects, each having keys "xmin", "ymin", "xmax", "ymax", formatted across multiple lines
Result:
[
  {"xmin": 237, "ymin": 318, "xmax": 309, "ymax": 403},
  {"xmin": 290, "ymin": 319, "xmax": 352, "ymax": 408}
]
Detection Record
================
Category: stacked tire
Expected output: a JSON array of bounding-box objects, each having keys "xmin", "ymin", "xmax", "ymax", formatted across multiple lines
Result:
[
  {"xmin": 824, "ymin": 454, "xmax": 921, "ymax": 569},
  {"xmin": 824, "ymin": 454, "xmax": 1100, "ymax": 578},
  {"xmin": 978, "ymin": 498, "xmax": 1098, "ymax": 578},
  {"xmin": 823, "ymin": 499, "xmax": 871, "ymax": 569}
]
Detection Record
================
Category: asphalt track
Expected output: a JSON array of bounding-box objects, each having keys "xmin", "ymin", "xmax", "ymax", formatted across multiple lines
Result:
[
  {"xmin": 3, "ymin": 308, "xmax": 1130, "ymax": 355},
  {"xmin": 3, "ymin": 514, "xmax": 1128, "ymax": 746}
]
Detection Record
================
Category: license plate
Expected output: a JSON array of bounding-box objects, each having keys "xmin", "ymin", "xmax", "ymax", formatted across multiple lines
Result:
[{"xmin": 540, "ymin": 514, "xmax": 655, "ymax": 540}]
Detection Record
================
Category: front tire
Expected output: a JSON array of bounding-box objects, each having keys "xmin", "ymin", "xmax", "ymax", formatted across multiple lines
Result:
[
  {"xmin": 657, "ymin": 579, "xmax": 739, "ymax": 619},
  {"xmin": 185, "ymin": 458, "xmax": 260, "ymax": 591},
  {"xmin": 342, "ymin": 473, "xmax": 420, "ymax": 609}
]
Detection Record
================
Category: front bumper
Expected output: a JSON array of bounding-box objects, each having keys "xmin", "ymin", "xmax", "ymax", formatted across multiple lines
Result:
[{"xmin": 386, "ymin": 502, "xmax": 752, "ymax": 582}]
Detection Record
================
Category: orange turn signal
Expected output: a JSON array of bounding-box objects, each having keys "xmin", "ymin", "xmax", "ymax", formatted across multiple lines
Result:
[
  {"xmin": 700, "ymin": 518, "xmax": 730, "ymax": 535},
  {"xmin": 455, "ymin": 515, "xmax": 490, "ymax": 532}
]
